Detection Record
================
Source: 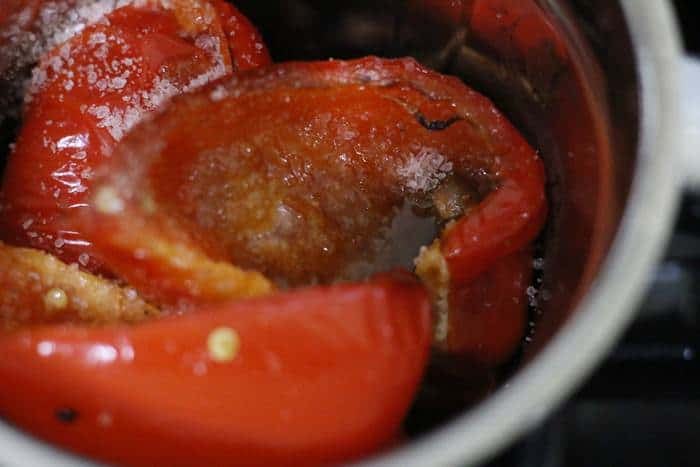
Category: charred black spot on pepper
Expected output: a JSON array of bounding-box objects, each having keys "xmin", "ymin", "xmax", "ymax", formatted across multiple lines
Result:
[
  {"xmin": 414, "ymin": 112, "xmax": 461, "ymax": 131},
  {"xmin": 55, "ymin": 408, "xmax": 79, "ymax": 423}
]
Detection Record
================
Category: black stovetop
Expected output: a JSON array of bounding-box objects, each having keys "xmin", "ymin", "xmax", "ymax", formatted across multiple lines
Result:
[{"xmin": 484, "ymin": 2, "xmax": 700, "ymax": 466}]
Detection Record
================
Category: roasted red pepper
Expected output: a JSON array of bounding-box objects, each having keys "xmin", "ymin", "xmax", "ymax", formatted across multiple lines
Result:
[
  {"xmin": 470, "ymin": 0, "xmax": 567, "ymax": 62},
  {"xmin": 413, "ymin": 0, "xmax": 566, "ymax": 59},
  {"xmin": 445, "ymin": 248, "xmax": 534, "ymax": 364},
  {"xmin": 0, "ymin": 0, "xmax": 270, "ymax": 272},
  {"xmin": 0, "ymin": 273, "xmax": 431, "ymax": 467},
  {"xmin": 76, "ymin": 57, "xmax": 545, "ymax": 312}
]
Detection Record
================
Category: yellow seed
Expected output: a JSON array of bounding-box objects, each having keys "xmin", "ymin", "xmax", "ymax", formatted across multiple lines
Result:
[
  {"xmin": 207, "ymin": 327, "xmax": 240, "ymax": 363},
  {"xmin": 43, "ymin": 288, "xmax": 68, "ymax": 313}
]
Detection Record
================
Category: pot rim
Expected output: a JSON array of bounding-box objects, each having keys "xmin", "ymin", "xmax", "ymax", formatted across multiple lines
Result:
[
  {"xmin": 0, "ymin": 1, "xmax": 683, "ymax": 466},
  {"xmin": 360, "ymin": 1, "xmax": 683, "ymax": 466}
]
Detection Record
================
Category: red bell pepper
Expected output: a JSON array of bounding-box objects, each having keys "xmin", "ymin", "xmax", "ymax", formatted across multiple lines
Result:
[
  {"xmin": 0, "ymin": 0, "xmax": 270, "ymax": 272},
  {"xmin": 0, "ymin": 273, "xmax": 431, "ymax": 466},
  {"xmin": 76, "ymin": 57, "xmax": 545, "ymax": 315}
]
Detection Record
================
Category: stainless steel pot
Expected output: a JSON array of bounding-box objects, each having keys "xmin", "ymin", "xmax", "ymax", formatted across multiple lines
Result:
[
  {"xmin": 362, "ymin": 1, "xmax": 691, "ymax": 465},
  {"xmin": 0, "ymin": 0, "xmax": 695, "ymax": 466}
]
